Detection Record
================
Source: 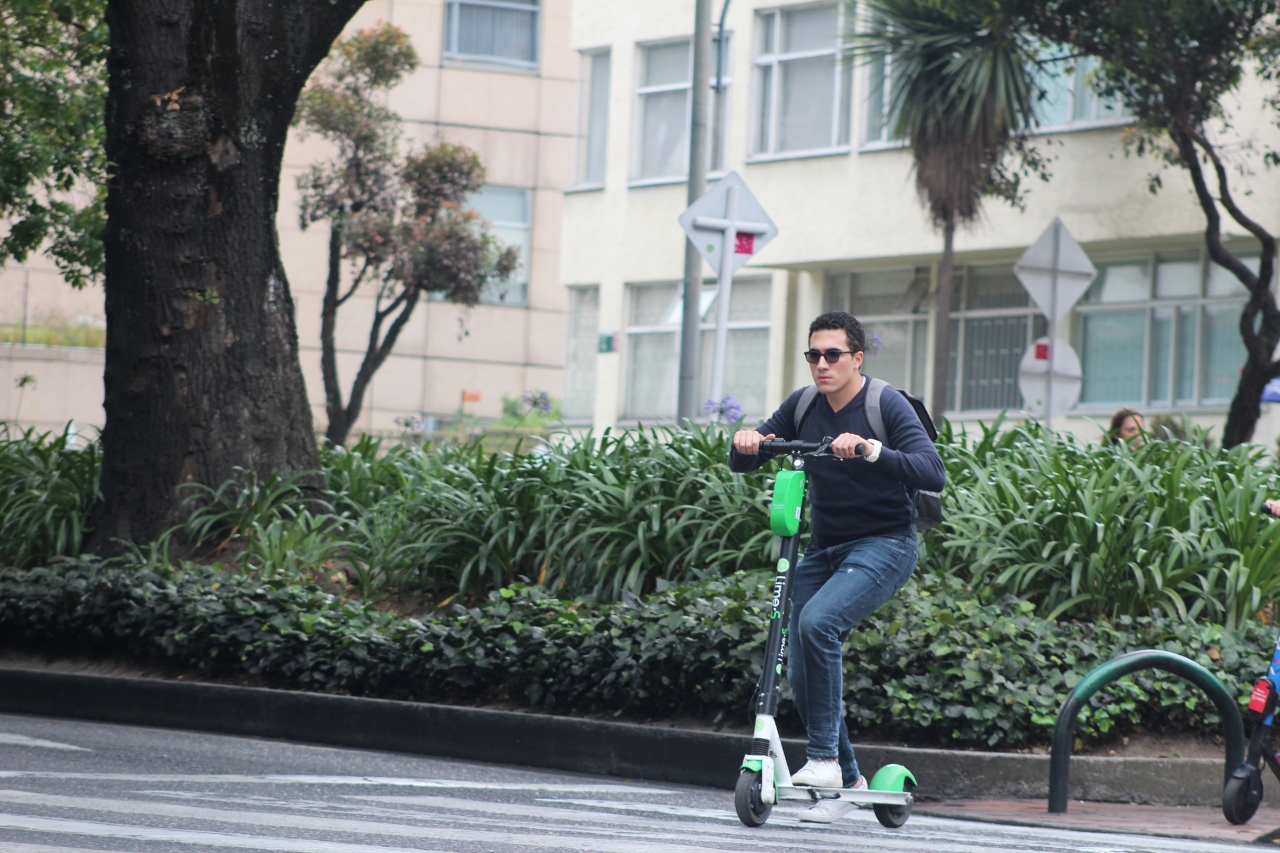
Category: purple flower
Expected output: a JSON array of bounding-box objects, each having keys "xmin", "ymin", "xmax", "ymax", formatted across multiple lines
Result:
[
  {"xmin": 702, "ymin": 396, "xmax": 743, "ymax": 422},
  {"xmin": 867, "ymin": 332, "xmax": 885, "ymax": 357},
  {"xmin": 522, "ymin": 390, "xmax": 553, "ymax": 414}
]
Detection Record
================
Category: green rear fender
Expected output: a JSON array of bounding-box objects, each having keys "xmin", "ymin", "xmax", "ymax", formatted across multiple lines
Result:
[{"xmin": 869, "ymin": 763, "xmax": 917, "ymax": 791}]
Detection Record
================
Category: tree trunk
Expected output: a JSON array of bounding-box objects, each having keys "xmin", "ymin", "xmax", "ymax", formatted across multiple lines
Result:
[
  {"xmin": 90, "ymin": 0, "xmax": 366, "ymax": 549},
  {"xmin": 329, "ymin": 284, "xmax": 422, "ymax": 446},
  {"xmin": 930, "ymin": 219, "xmax": 957, "ymax": 420},
  {"xmin": 321, "ymin": 224, "xmax": 346, "ymax": 447},
  {"xmin": 1167, "ymin": 127, "xmax": 1280, "ymax": 448}
]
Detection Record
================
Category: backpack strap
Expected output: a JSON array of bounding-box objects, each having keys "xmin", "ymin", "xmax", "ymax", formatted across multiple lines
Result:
[
  {"xmin": 793, "ymin": 385, "xmax": 820, "ymax": 435},
  {"xmin": 864, "ymin": 377, "xmax": 890, "ymax": 446}
]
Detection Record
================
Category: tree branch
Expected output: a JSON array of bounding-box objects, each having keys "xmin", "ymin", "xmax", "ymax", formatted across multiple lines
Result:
[{"xmin": 335, "ymin": 256, "xmax": 373, "ymax": 307}]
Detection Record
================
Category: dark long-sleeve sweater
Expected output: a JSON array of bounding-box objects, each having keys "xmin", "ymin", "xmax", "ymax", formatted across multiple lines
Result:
[{"xmin": 728, "ymin": 378, "xmax": 946, "ymax": 546}]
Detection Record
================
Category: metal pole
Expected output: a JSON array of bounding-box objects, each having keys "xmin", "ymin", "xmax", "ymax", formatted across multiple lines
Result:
[
  {"xmin": 21, "ymin": 270, "xmax": 29, "ymax": 345},
  {"xmin": 677, "ymin": 0, "xmax": 713, "ymax": 424},
  {"xmin": 1045, "ymin": 221, "xmax": 1059, "ymax": 433},
  {"xmin": 709, "ymin": 184, "xmax": 738, "ymax": 404}
]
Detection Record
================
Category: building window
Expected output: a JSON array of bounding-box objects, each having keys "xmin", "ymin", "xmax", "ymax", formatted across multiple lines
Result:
[
  {"xmin": 1034, "ymin": 54, "xmax": 1129, "ymax": 128},
  {"xmin": 576, "ymin": 51, "xmax": 611, "ymax": 186},
  {"xmin": 445, "ymin": 0, "xmax": 539, "ymax": 68},
  {"xmin": 824, "ymin": 268, "xmax": 929, "ymax": 398},
  {"xmin": 1075, "ymin": 251, "xmax": 1252, "ymax": 408},
  {"xmin": 469, "ymin": 186, "xmax": 531, "ymax": 305},
  {"xmin": 862, "ymin": 42, "xmax": 903, "ymax": 146},
  {"xmin": 753, "ymin": 3, "xmax": 851, "ymax": 156},
  {"xmin": 633, "ymin": 39, "xmax": 732, "ymax": 181},
  {"xmin": 623, "ymin": 278, "xmax": 772, "ymax": 419},
  {"xmin": 636, "ymin": 41, "xmax": 693, "ymax": 181},
  {"xmin": 564, "ymin": 286, "xmax": 599, "ymax": 421}
]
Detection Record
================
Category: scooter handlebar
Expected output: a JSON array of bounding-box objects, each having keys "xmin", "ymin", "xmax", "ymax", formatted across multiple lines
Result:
[
  {"xmin": 1264, "ymin": 502, "xmax": 1278, "ymax": 518},
  {"xmin": 758, "ymin": 438, "xmax": 865, "ymax": 456}
]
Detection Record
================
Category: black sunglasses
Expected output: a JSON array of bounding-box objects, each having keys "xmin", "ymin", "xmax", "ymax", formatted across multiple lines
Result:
[{"xmin": 803, "ymin": 349, "xmax": 856, "ymax": 365}]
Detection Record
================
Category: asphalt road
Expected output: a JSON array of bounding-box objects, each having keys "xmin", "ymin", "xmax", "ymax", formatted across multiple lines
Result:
[{"xmin": 0, "ymin": 713, "xmax": 1251, "ymax": 853}]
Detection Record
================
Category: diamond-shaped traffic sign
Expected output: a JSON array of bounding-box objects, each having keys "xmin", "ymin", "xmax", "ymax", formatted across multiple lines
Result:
[
  {"xmin": 1014, "ymin": 218, "xmax": 1097, "ymax": 322},
  {"xmin": 678, "ymin": 171, "xmax": 778, "ymax": 275}
]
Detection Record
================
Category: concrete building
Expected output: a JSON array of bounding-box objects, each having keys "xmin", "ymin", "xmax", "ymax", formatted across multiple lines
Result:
[
  {"xmin": 0, "ymin": 0, "xmax": 578, "ymax": 437},
  {"xmin": 560, "ymin": 0, "xmax": 1280, "ymax": 447}
]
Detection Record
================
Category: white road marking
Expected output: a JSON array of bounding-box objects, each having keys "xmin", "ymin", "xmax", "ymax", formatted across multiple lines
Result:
[
  {"xmin": 0, "ymin": 813, "xmax": 459, "ymax": 853},
  {"xmin": 0, "ymin": 771, "xmax": 672, "ymax": 792},
  {"xmin": 0, "ymin": 733, "xmax": 89, "ymax": 751},
  {"xmin": 539, "ymin": 797, "xmax": 749, "ymax": 821},
  {"xmin": 0, "ymin": 790, "xmax": 777, "ymax": 853}
]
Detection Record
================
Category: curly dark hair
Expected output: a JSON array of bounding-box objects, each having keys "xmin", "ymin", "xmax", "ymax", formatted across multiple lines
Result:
[{"xmin": 808, "ymin": 311, "xmax": 866, "ymax": 355}]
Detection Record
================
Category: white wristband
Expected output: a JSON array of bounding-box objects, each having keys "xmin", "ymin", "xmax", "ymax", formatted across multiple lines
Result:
[{"xmin": 864, "ymin": 439, "xmax": 883, "ymax": 462}]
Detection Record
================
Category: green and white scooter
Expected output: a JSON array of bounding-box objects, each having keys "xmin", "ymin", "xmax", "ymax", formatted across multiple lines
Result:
[{"xmin": 734, "ymin": 436, "xmax": 917, "ymax": 829}]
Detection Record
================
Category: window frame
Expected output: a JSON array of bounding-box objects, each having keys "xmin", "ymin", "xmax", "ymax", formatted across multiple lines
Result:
[
  {"xmin": 444, "ymin": 0, "xmax": 540, "ymax": 70},
  {"xmin": 1072, "ymin": 248, "xmax": 1251, "ymax": 411},
  {"xmin": 749, "ymin": 2, "xmax": 853, "ymax": 162},
  {"xmin": 563, "ymin": 284, "xmax": 601, "ymax": 422},
  {"xmin": 629, "ymin": 37, "xmax": 734, "ymax": 186},
  {"xmin": 622, "ymin": 278, "xmax": 772, "ymax": 420},
  {"xmin": 1031, "ymin": 54, "xmax": 1132, "ymax": 134},
  {"xmin": 470, "ymin": 185, "xmax": 533, "ymax": 307},
  {"xmin": 575, "ymin": 48, "xmax": 612, "ymax": 189}
]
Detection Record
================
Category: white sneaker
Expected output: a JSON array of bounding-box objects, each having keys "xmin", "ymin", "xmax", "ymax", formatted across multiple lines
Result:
[
  {"xmin": 790, "ymin": 758, "xmax": 843, "ymax": 788},
  {"xmin": 799, "ymin": 776, "xmax": 867, "ymax": 824}
]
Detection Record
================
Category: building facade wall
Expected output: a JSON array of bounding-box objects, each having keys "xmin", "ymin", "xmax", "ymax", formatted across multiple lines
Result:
[
  {"xmin": 561, "ymin": 0, "xmax": 1280, "ymax": 449},
  {"xmin": 0, "ymin": 0, "xmax": 577, "ymax": 440}
]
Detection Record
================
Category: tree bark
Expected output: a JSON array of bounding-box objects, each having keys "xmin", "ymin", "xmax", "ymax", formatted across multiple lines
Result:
[
  {"xmin": 1169, "ymin": 127, "xmax": 1280, "ymax": 448},
  {"xmin": 328, "ymin": 282, "xmax": 422, "ymax": 446},
  {"xmin": 930, "ymin": 218, "xmax": 957, "ymax": 420},
  {"xmin": 91, "ymin": 0, "xmax": 367, "ymax": 549},
  {"xmin": 320, "ymin": 224, "xmax": 345, "ymax": 447}
]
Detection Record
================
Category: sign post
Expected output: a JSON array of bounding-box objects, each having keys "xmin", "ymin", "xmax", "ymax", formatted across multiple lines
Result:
[
  {"xmin": 1014, "ymin": 218, "xmax": 1096, "ymax": 430},
  {"xmin": 678, "ymin": 171, "xmax": 777, "ymax": 408}
]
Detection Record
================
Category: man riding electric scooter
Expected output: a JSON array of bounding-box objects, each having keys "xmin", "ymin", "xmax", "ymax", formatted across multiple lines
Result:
[{"xmin": 729, "ymin": 311, "xmax": 945, "ymax": 823}]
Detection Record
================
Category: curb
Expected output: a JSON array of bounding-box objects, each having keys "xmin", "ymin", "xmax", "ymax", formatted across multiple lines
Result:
[{"xmin": 0, "ymin": 667, "xmax": 1223, "ymax": 805}]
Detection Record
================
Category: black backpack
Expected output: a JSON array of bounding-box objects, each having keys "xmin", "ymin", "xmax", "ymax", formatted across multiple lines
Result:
[{"xmin": 793, "ymin": 379, "xmax": 943, "ymax": 531}]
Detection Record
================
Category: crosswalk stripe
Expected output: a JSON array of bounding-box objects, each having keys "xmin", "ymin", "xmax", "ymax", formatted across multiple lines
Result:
[
  {"xmin": 0, "ymin": 733, "xmax": 90, "ymax": 751},
  {"xmin": 0, "ymin": 771, "xmax": 671, "ymax": 792},
  {"xmin": 0, "ymin": 813, "xmax": 459, "ymax": 853},
  {"xmin": 0, "ymin": 791, "xmax": 762, "ymax": 853}
]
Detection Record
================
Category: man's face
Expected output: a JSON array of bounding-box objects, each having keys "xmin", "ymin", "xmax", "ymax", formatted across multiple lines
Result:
[{"xmin": 808, "ymin": 328, "xmax": 864, "ymax": 394}]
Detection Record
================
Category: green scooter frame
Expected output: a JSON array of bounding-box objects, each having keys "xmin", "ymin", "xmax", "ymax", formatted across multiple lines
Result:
[{"xmin": 734, "ymin": 437, "xmax": 917, "ymax": 829}]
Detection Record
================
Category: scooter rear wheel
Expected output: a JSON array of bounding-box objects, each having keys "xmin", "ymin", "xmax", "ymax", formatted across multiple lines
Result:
[
  {"xmin": 734, "ymin": 769, "xmax": 772, "ymax": 827},
  {"xmin": 873, "ymin": 780, "xmax": 915, "ymax": 828},
  {"xmin": 1224, "ymin": 768, "xmax": 1264, "ymax": 825}
]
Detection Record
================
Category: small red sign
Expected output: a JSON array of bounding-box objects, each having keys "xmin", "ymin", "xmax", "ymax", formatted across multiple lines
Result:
[
  {"xmin": 735, "ymin": 233, "xmax": 755, "ymax": 255},
  {"xmin": 1250, "ymin": 678, "xmax": 1271, "ymax": 713},
  {"xmin": 1034, "ymin": 342, "xmax": 1050, "ymax": 360},
  {"xmin": 462, "ymin": 390, "xmax": 482, "ymax": 402}
]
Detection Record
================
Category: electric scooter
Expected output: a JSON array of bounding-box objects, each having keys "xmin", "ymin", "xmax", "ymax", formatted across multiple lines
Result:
[
  {"xmin": 734, "ymin": 436, "xmax": 917, "ymax": 829},
  {"xmin": 1223, "ymin": 505, "xmax": 1280, "ymax": 825}
]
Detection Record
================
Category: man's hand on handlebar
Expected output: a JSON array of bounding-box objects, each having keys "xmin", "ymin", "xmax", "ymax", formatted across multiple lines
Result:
[
  {"xmin": 830, "ymin": 433, "xmax": 869, "ymax": 459},
  {"xmin": 734, "ymin": 430, "xmax": 776, "ymax": 455},
  {"xmin": 1265, "ymin": 499, "xmax": 1280, "ymax": 517}
]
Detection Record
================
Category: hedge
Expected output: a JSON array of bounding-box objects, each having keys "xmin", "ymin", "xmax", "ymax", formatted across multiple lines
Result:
[{"xmin": 0, "ymin": 559, "xmax": 1270, "ymax": 747}]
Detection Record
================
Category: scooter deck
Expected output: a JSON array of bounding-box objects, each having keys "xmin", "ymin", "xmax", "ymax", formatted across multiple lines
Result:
[{"xmin": 773, "ymin": 785, "xmax": 913, "ymax": 806}]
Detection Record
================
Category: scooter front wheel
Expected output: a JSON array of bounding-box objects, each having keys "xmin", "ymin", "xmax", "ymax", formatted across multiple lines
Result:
[
  {"xmin": 735, "ymin": 769, "xmax": 773, "ymax": 827},
  {"xmin": 1224, "ymin": 768, "xmax": 1264, "ymax": 825},
  {"xmin": 873, "ymin": 780, "xmax": 915, "ymax": 828}
]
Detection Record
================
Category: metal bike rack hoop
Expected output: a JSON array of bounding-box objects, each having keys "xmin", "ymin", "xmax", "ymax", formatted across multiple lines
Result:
[{"xmin": 1047, "ymin": 649, "xmax": 1244, "ymax": 813}]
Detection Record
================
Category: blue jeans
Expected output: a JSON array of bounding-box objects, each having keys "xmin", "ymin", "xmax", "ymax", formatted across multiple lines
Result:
[{"xmin": 787, "ymin": 534, "xmax": 918, "ymax": 786}]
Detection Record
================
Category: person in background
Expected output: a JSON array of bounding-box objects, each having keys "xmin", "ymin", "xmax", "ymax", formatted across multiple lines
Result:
[{"xmin": 1109, "ymin": 409, "xmax": 1145, "ymax": 446}]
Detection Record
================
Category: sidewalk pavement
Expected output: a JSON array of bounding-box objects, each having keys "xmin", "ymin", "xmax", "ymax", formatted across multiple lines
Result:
[{"xmin": 918, "ymin": 799, "xmax": 1280, "ymax": 845}]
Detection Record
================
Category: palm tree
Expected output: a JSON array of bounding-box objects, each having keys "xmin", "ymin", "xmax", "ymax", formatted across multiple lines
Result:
[{"xmin": 848, "ymin": 0, "xmax": 1043, "ymax": 418}]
